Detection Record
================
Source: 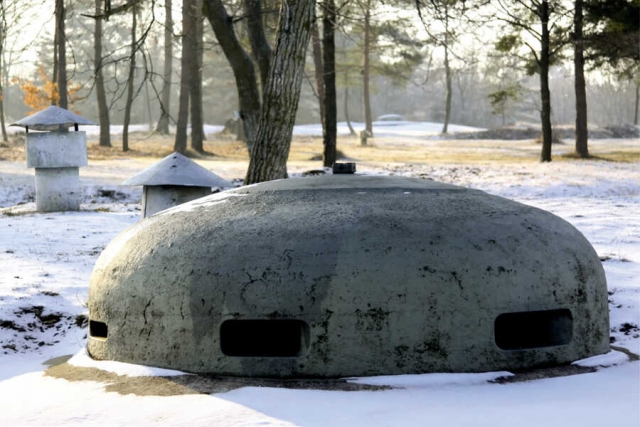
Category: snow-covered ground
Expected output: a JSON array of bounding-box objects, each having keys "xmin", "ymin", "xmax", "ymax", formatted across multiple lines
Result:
[
  {"xmin": 0, "ymin": 123, "xmax": 638, "ymax": 426},
  {"xmin": 293, "ymin": 120, "xmax": 483, "ymax": 138},
  {"xmin": 1, "ymin": 120, "xmax": 478, "ymax": 139}
]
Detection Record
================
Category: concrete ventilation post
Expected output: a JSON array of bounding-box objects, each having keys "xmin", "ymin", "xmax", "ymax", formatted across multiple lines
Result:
[
  {"xmin": 123, "ymin": 152, "xmax": 233, "ymax": 218},
  {"xmin": 27, "ymin": 131, "xmax": 87, "ymax": 211},
  {"xmin": 11, "ymin": 106, "xmax": 96, "ymax": 212}
]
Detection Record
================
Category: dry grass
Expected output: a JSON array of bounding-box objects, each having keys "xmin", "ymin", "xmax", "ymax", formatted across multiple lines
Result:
[
  {"xmin": 1, "ymin": 131, "xmax": 638, "ymax": 167},
  {"xmin": 87, "ymin": 132, "xmax": 250, "ymax": 161},
  {"xmin": 559, "ymin": 151, "xmax": 640, "ymax": 163}
]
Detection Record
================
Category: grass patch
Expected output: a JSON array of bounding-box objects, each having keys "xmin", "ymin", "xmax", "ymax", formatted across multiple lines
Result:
[
  {"xmin": 92, "ymin": 207, "xmax": 112, "ymax": 213},
  {"xmin": 3, "ymin": 131, "xmax": 637, "ymax": 165},
  {"xmin": 559, "ymin": 151, "xmax": 640, "ymax": 163},
  {"xmin": 1, "ymin": 209, "xmax": 34, "ymax": 217},
  {"xmin": 87, "ymin": 135, "xmax": 249, "ymax": 161}
]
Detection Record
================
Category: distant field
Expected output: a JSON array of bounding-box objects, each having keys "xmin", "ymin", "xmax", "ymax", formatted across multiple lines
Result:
[{"xmin": 1, "ymin": 127, "xmax": 638, "ymax": 186}]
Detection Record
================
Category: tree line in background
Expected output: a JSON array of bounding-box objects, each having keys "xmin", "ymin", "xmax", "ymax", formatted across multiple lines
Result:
[{"xmin": 0, "ymin": 0, "xmax": 637, "ymax": 182}]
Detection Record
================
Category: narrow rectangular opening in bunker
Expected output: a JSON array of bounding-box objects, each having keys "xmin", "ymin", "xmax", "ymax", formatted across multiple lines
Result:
[
  {"xmin": 220, "ymin": 319, "xmax": 310, "ymax": 357},
  {"xmin": 494, "ymin": 308, "xmax": 573, "ymax": 350},
  {"xmin": 89, "ymin": 320, "xmax": 108, "ymax": 339}
]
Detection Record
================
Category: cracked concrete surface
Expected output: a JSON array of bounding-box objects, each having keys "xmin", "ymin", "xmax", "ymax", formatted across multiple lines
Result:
[{"xmin": 87, "ymin": 175, "xmax": 609, "ymax": 377}]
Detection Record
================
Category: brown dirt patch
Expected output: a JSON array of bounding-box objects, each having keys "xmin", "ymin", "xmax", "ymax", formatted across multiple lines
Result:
[
  {"xmin": 490, "ymin": 364, "xmax": 597, "ymax": 384},
  {"xmin": 45, "ymin": 363, "xmax": 390, "ymax": 396}
]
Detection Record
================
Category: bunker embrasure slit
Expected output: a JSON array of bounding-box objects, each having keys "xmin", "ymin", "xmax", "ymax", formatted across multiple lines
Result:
[
  {"xmin": 495, "ymin": 309, "xmax": 573, "ymax": 350},
  {"xmin": 89, "ymin": 320, "xmax": 108, "ymax": 339},
  {"xmin": 220, "ymin": 319, "xmax": 309, "ymax": 357}
]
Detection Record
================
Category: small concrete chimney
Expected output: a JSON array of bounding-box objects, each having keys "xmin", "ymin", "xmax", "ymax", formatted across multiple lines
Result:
[
  {"xmin": 123, "ymin": 152, "xmax": 232, "ymax": 218},
  {"xmin": 11, "ymin": 106, "xmax": 96, "ymax": 212}
]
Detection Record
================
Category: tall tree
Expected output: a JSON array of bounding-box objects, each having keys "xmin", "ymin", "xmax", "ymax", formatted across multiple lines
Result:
[
  {"xmin": 634, "ymin": 73, "xmax": 639, "ymax": 126},
  {"xmin": 573, "ymin": 0, "xmax": 588, "ymax": 157},
  {"xmin": 493, "ymin": 0, "xmax": 568, "ymax": 162},
  {"xmin": 361, "ymin": 0, "xmax": 373, "ymax": 134},
  {"xmin": 538, "ymin": 0, "xmax": 552, "ymax": 162},
  {"xmin": 322, "ymin": 0, "xmax": 337, "ymax": 167},
  {"xmin": 94, "ymin": 0, "xmax": 111, "ymax": 147},
  {"xmin": 417, "ymin": 0, "xmax": 473, "ymax": 134},
  {"xmin": 0, "ymin": 2, "xmax": 7, "ymax": 142},
  {"xmin": 584, "ymin": 0, "xmax": 639, "ymax": 125},
  {"xmin": 190, "ymin": 0, "xmax": 204, "ymax": 153},
  {"xmin": 311, "ymin": 20, "xmax": 325, "ymax": 128},
  {"xmin": 55, "ymin": 0, "xmax": 68, "ymax": 109},
  {"xmin": 174, "ymin": 0, "xmax": 193, "ymax": 154},
  {"xmin": 244, "ymin": 0, "xmax": 272, "ymax": 92},
  {"xmin": 203, "ymin": 0, "xmax": 262, "ymax": 151},
  {"xmin": 244, "ymin": 0, "xmax": 316, "ymax": 184},
  {"xmin": 122, "ymin": 4, "xmax": 137, "ymax": 152},
  {"xmin": 441, "ymin": 3, "xmax": 452, "ymax": 133},
  {"xmin": 156, "ymin": 0, "xmax": 173, "ymax": 135},
  {"xmin": 348, "ymin": 0, "xmax": 423, "ymax": 135}
]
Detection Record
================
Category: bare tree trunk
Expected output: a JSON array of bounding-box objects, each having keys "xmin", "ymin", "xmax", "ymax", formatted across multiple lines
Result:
[
  {"xmin": 94, "ymin": 0, "xmax": 111, "ymax": 146},
  {"xmin": 634, "ymin": 77, "xmax": 639, "ymax": 126},
  {"xmin": 311, "ymin": 20, "xmax": 325, "ymax": 127},
  {"xmin": 190, "ymin": 0, "xmax": 204, "ymax": 153},
  {"xmin": 244, "ymin": 0, "xmax": 272, "ymax": 93},
  {"xmin": 123, "ymin": 6, "xmax": 137, "ymax": 152},
  {"xmin": 362, "ymin": 0, "xmax": 373, "ymax": 135},
  {"xmin": 345, "ymin": 85, "xmax": 356, "ymax": 136},
  {"xmin": 203, "ymin": 0, "xmax": 261, "ymax": 151},
  {"xmin": 245, "ymin": 0, "xmax": 316, "ymax": 184},
  {"xmin": 55, "ymin": 0, "xmax": 67, "ymax": 109},
  {"xmin": 53, "ymin": 9, "xmax": 58, "ymax": 107},
  {"xmin": 145, "ymin": 80, "xmax": 153, "ymax": 131},
  {"xmin": 442, "ymin": 12, "xmax": 452, "ymax": 134},
  {"xmin": 322, "ymin": 0, "xmax": 337, "ymax": 167},
  {"xmin": 156, "ymin": 0, "xmax": 173, "ymax": 134},
  {"xmin": 574, "ymin": 0, "xmax": 588, "ymax": 158},
  {"xmin": 198, "ymin": 10, "xmax": 206, "ymax": 141},
  {"xmin": 442, "ymin": 41, "xmax": 452, "ymax": 133},
  {"xmin": 539, "ymin": 0, "xmax": 553, "ymax": 162},
  {"xmin": 0, "ymin": 8, "xmax": 7, "ymax": 142},
  {"xmin": 174, "ymin": 0, "xmax": 192, "ymax": 154}
]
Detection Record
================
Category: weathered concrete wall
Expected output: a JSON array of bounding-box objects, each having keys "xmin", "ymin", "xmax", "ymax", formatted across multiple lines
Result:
[
  {"xmin": 142, "ymin": 185, "xmax": 212, "ymax": 217},
  {"xmin": 26, "ymin": 132, "xmax": 88, "ymax": 168},
  {"xmin": 35, "ymin": 167, "xmax": 80, "ymax": 212},
  {"xmin": 88, "ymin": 175, "xmax": 609, "ymax": 377}
]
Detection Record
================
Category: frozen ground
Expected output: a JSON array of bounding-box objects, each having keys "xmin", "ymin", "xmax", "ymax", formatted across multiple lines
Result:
[{"xmin": 0, "ymin": 122, "xmax": 638, "ymax": 426}]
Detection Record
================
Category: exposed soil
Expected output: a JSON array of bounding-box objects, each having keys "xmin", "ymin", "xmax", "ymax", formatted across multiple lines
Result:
[
  {"xmin": 44, "ymin": 346, "xmax": 640, "ymax": 396},
  {"xmin": 490, "ymin": 364, "xmax": 597, "ymax": 384},
  {"xmin": 45, "ymin": 363, "xmax": 390, "ymax": 396},
  {"xmin": 1, "ymin": 304, "xmax": 79, "ymax": 354}
]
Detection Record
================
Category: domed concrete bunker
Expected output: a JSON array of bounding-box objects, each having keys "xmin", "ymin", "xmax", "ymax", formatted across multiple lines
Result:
[{"xmin": 87, "ymin": 175, "xmax": 609, "ymax": 377}]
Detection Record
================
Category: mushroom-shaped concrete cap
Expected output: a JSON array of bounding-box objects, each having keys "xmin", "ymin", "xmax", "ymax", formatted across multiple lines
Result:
[
  {"xmin": 87, "ymin": 175, "xmax": 609, "ymax": 378},
  {"xmin": 123, "ymin": 152, "xmax": 232, "ymax": 188},
  {"xmin": 10, "ymin": 106, "xmax": 96, "ymax": 131}
]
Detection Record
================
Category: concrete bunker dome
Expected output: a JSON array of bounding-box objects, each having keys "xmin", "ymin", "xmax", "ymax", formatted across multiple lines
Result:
[{"xmin": 87, "ymin": 175, "xmax": 609, "ymax": 377}]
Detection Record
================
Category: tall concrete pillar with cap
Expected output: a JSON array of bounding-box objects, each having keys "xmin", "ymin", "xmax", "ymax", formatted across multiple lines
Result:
[{"xmin": 11, "ymin": 106, "xmax": 96, "ymax": 212}]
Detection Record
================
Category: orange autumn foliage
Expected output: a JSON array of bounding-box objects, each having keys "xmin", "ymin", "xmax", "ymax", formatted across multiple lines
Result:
[{"xmin": 12, "ymin": 66, "xmax": 82, "ymax": 115}]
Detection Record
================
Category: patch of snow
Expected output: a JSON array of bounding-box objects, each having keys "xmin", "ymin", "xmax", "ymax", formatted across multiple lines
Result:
[
  {"xmin": 346, "ymin": 371, "xmax": 513, "ymax": 388},
  {"xmin": 293, "ymin": 121, "xmax": 484, "ymax": 137},
  {"xmin": 218, "ymin": 362, "xmax": 639, "ymax": 427},
  {"xmin": 573, "ymin": 350, "xmax": 630, "ymax": 368}
]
